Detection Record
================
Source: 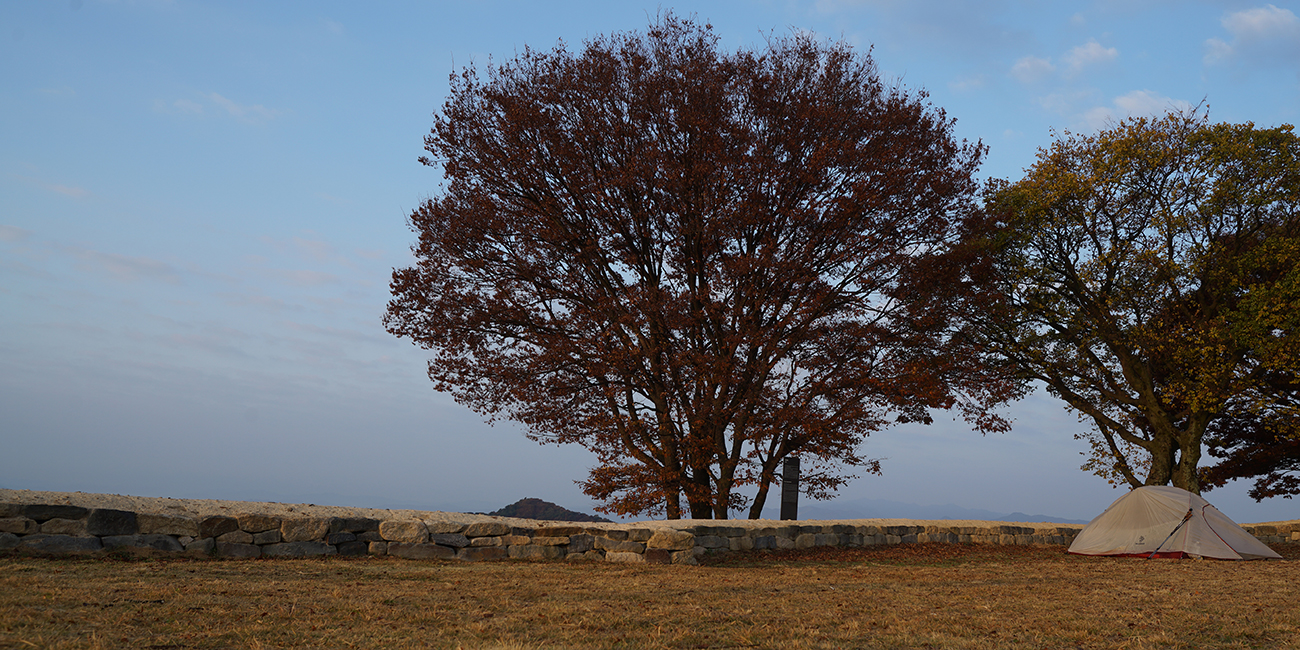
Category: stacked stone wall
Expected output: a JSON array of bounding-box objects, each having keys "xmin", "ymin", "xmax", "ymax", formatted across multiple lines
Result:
[{"xmin": 2, "ymin": 502, "xmax": 1294, "ymax": 564}]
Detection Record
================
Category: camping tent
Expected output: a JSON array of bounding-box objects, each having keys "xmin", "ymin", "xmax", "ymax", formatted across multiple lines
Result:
[{"xmin": 1068, "ymin": 485, "xmax": 1281, "ymax": 560}]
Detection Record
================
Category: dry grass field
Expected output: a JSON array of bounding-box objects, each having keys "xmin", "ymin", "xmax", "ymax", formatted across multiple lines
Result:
[{"xmin": 2, "ymin": 544, "xmax": 1297, "ymax": 649}]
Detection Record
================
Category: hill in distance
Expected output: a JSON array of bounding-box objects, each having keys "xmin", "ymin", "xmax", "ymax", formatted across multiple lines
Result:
[{"xmin": 488, "ymin": 498, "xmax": 614, "ymax": 523}]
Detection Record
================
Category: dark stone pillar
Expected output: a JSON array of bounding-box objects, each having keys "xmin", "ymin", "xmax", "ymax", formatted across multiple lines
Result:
[{"xmin": 780, "ymin": 456, "xmax": 800, "ymax": 520}]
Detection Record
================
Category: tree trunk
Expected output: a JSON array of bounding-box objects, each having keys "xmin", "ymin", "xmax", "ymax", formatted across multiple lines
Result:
[
  {"xmin": 664, "ymin": 487, "xmax": 681, "ymax": 520},
  {"xmin": 1172, "ymin": 426, "xmax": 1204, "ymax": 494},
  {"xmin": 1143, "ymin": 436, "xmax": 1176, "ymax": 487}
]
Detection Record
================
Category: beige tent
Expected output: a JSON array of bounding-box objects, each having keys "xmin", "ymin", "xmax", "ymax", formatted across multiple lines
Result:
[{"xmin": 1068, "ymin": 485, "xmax": 1281, "ymax": 560}]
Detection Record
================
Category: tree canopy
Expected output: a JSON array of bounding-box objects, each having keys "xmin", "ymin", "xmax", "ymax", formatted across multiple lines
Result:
[
  {"xmin": 982, "ymin": 110, "xmax": 1300, "ymax": 494},
  {"xmin": 386, "ymin": 16, "xmax": 1017, "ymax": 519}
]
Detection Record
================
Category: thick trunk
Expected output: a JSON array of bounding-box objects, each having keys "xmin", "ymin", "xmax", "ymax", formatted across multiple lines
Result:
[
  {"xmin": 686, "ymin": 470, "xmax": 715, "ymax": 519},
  {"xmin": 1172, "ymin": 426, "xmax": 1204, "ymax": 494},
  {"xmin": 664, "ymin": 488, "xmax": 681, "ymax": 520},
  {"xmin": 1143, "ymin": 436, "xmax": 1176, "ymax": 486}
]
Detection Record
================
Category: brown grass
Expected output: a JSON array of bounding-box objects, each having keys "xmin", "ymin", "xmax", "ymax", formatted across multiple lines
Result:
[{"xmin": 1, "ymin": 544, "xmax": 1297, "ymax": 649}]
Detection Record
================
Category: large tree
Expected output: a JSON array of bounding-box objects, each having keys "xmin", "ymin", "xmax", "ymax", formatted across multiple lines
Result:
[
  {"xmin": 981, "ymin": 110, "xmax": 1300, "ymax": 494},
  {"xmin": 386, "ymin": 16, "xmax": 1016, "ymax": 519}
]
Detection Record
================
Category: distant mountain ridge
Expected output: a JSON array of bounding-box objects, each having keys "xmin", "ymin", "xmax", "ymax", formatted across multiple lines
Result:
[
  {"xmin": 798, "ymin": 497, "xmax": 1089, "ymax": 524},
  {"xmin": 488, "ymin": 497, "xmax": 614, "ymax": 523}
]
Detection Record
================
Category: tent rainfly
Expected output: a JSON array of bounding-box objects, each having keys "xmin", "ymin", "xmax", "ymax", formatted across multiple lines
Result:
[{"xmin": 1068, "ymin": 485, "xmax": 1282, "ymax": 560}]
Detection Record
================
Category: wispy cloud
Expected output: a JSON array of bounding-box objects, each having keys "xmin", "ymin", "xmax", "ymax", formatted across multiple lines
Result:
[
  {"xmin": 0, "ymin": 225, "xmax": 33, "ymax": 242},
  {"xmin": 1204, "ymin": 4, "xmax": 1300, "ymax": 64},
  {"xmin": 948, "ymin": 74, "xmax": 987, "ymax": 92},
  {"xmin": 1081, "ymin": 90, "xmax": 1192, "ymax": 131},
  {"xmin": 275, "ymin": 269, "xmax": 341, "ymax": 287},
  {"xmin": 14, "ymin": 174, "xmax": 90, "ymax": 198},
  {"xmin": 159, "ymin": 92, "xmax": 285, "ymax": 124},
  {"xmin": 173, "ymin": 98, "xmax": 204, "ymax": 115},
  {"xmin": 1064, "ymin": 39, "xmax": 1118, "ymax": 74},
  {"xmin": 1011, "ymin": 56, "xmax": 1055, "ymax": 83},
  {"xmin": 35, "ymin": 86, "xmax": 76, "ymax": 97},
  {"xmin": 73, "ymin": 249, "xmax": 182, "ymax": 284},
  {"xmin": 206, "ymin": 92, "xmax": 283, "ymax": 123}
]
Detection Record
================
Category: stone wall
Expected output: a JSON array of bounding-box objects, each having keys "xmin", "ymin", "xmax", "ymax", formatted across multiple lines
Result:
[{"xmin": 2, "ymin": 502, "xmax": 1294, "ymax": 565}]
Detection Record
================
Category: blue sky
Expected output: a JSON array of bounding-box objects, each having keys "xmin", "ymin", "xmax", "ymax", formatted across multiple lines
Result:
[{"xmin": 2, "ymin": 0, "xmax": 1298, "ymax": 522}]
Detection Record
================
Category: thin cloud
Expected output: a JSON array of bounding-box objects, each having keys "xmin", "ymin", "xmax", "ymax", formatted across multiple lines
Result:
[
  {"xmin": 73, "ymin": 249, "xmax": 182, "ymax": 284},
  {"xmin": 173, "ymin": 98, "xmax": 204, "ymax": 115},
  {"xmin": 207, "ymin": 93, "xmax": 284, "ymax": 124},
  {"xmin": 0, "ymin": 225, "xmax": 33, "ymax": 242},
  {"xmin": 35, "ymin": 86, "xmax": 76, "ymax": 97},
  {"xmin": 1064, "ymin": 39, "xmax": 1118, "ymax": 74},
  {"xmin": 1011, "ymin": 56, "xmax": 1055, "ymax": 83},
  {"xmin": 1082, "ymin": 90, "xmax": 1192, "ymax": 131},
  {"xmin": 14, "ymin": 174, "xmax": 90, "ymax": 198},
  {"xmin": 948, "ymin": 74, "xmax": 987, "ymax": 92},
  {"xmin": 275, "ymin": 269, "xmax": 341, "ymax": 287},
  {"xmin": 1204, "ymin": 4, "xmax": 1300, "ymax": 64},
  {"xmin": 162, "ymin": 92, "xmax": 285, "ymax": 124}
]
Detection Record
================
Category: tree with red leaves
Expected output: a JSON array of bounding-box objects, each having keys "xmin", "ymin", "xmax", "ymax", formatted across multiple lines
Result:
[{"xmin": 386, "ymin": 16, "xmax": 1017, "ymax": 519}]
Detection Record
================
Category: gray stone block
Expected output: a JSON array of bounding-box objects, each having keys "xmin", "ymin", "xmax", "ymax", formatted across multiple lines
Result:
[
  {"xmin": 379, "ymin": 520, "xmax": 428, "ymax": 544},
  {"xmin": 138, "ymin": 514, "xmax": 199, "ymax": 537},
  {"xmin": 0, "ymin": 504, "xmax": 21, "ymax": 518},
  {"xmin": 185, "ymin": 537, "xmax": 216, "ymax": 555},
  {"xmin": 464, "ymin": 522, "xmax": 511, "ymax": 537},
  {"xmin": 470, "ymin": 536, "xmax": 503, "ymax": 547},
  {"xmin": 87, "ymin": 509, "xmax": 137, "ymax": 536},
  {"xmin": 696, "ymin": 535, "xmax": 728, "ymax": 549},
  {"xmin": 567, "ymin": 534, "xmax": 595, "ymax": 553},
  {"xmin": 532, "ymin": 536, "xmax": 569, "ymax": 546},
  {"xmin": 216, "ymin": 542, "xmax": 262, "ymax": 558},
  {"xmin": 628, "ymin": 528, "xmax": 655, "ymax": 542},
  {"xmin": 0, "ymin": 517, "xmax": 39, "ymax": 535},
  {"xmin": 252, "ymin": 530, "xmax": 281, "ymax": 545},
  {"xmin": 429, "ymin": 533, "xmax": 469, "ymax": 548},
  {"xmin": 102, "ymin": 534, "xmax": 184, "ymax": 553},
  {"xmin": 262, "ymin": 541, "xmax": 334, "ymax": 557},
  {"xmin": 535, "ymin": 526, "xmax": 586, "ymax": 537},
  {"xmin": 336, "ymin": 541, "xmax": 368, "ymax": 556},
  {"xmin": 217, "ymin": 530, "xmax": 254, "ymax": 544},
  {"xmin": 596, "ymin": 538, "xmax": 645, "ymax": 553},
  {"xmin": 23, "ymin": 505, "xmax": 89, "ymax": 522},
  {"xmin": 41, "ymin": 518, "xmax": 88, "ymax": 536},
  {"xmin": 18, "ymin": 534, "xmax": 102, "ymax": 554},
  {"xmin": 326, "ymin": 532, "xmax": 356, "ymax": 545},
  {"xmin": 729, "ymin": 536, "xmax": 754, "ymax": 552},
  {"xmin": 356, "ymin": 531, "xmax": 382, "ymax": 543},
  {"xmin": 388, "ymin": 542, "xmax": 455, "ymax": 560},
  {"xmin": 237, "ymin": 514, "xmax": 281, "ymax": 533},
  {"xmin": 198, "ymin": 516, "xmax": 239, "ymax": 539},
  {"xmin": 426, "ymin": 521, "xmax": 466, "ymax": 534},
  {"xmin": 368, "ymin": 541, "xmax": 388, "ymax": 556},
  {"xmin": 330, "ymin": 517, "xmax": 379, "ymax": 534},
  {"xmin": 281, "ymin": 517, "xmax": 331, "ymax": 543},
  {"xmin": 508, "ymin": 544, "xmax": 565, "ymax": 560},
  {"xmin": 646, "ymin": 530, "xmax": 693, "ymax": 550},
  {"xmin": 0, "ymin": 532, "xmax": 19, "ymax": 550}
]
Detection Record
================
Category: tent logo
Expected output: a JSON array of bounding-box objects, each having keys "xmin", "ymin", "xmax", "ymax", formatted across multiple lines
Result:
[{"xmin": 1137, "ymin": 536, "xmax": 1145, "ymax": 544}]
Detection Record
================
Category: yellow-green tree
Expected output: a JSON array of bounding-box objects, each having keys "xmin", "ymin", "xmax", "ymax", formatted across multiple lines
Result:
[{"xmin": 983, "ymin": 110, "xmax": 1300, "ymax": 494}]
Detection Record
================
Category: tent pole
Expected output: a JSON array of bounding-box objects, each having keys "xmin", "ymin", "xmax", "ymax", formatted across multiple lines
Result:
[{"xmin": 1147, "ymin": 509, "xmax": 1194, "ymax": 560}]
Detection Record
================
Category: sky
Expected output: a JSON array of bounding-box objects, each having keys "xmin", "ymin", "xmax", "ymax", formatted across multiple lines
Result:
[{"xmin": 2, "ymin": 0, "xmax": 1298, "ymax": 523}]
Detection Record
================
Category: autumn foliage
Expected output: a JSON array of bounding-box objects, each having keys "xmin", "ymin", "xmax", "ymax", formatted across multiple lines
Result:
[
  {"xmin": 386, "ymin": 16, "xmax": 1017, "ymax": 519},
  {"xmin": 982, "ymin": 110, "xmax": 1300, "ymax": 495}
]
